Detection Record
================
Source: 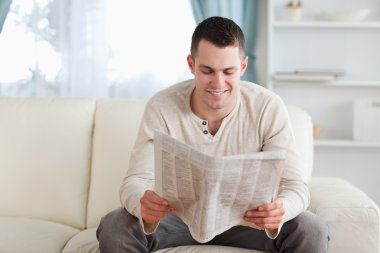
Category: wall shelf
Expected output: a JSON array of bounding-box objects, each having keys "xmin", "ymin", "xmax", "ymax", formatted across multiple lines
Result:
[
  {"xmin": 268, "ymin": 2, "xmax": 380, "ymax": 141},
  {"xmin": 264, "ymin": 0, "xmax": 380, "ymax": 207},
  {"xmin": 274, "ymin": 21, "xmax": 380, "ymax": 28},
  {"xmin": 272, "ymin": 80, "xmax": 380, "ymax": 88},
  {"xmin": 314, "ymin": 139, "xmax": 380, "ymax": 148}
]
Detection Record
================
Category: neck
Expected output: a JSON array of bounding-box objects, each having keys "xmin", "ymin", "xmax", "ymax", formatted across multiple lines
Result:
[
  {"xmin": 190, "ymin": 90, "xmax": 235, "ymax": 122},
  {"xmin": 190, "ymin": 88, "xmax": 236, "ymax": 135}
]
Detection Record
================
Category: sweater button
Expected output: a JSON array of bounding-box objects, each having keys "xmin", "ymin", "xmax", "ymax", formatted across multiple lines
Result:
[
  {"xmin": 202, "ymin": 121, "xmax": 207, "ymax": 125},
  {"xmin": 203, "ymin": 130, "xmax": 208, "ymax": 135}
]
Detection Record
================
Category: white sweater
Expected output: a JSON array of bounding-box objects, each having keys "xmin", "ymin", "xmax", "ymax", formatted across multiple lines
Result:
[{"xmin": 120, "ymin": 79, "xmax": 310, "ymax": 238}]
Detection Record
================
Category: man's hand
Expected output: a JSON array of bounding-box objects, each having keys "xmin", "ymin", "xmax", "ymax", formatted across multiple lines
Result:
[
  {"xmin": 243, "ymin": 198, "xmax": 285, "ymax": 230},
  {"xmin": 140, "ymin": 190, "xmax": 172, "ymax": 225}
]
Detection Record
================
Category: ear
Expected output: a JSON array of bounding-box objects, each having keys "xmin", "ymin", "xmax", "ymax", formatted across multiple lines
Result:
[
  {"xmin": 240, "ymin": 56, "xmax": 249, "ymax": 76},
  {"xmin": 187, "ymin": 54, "xmax": 195, "ymax": 74}
]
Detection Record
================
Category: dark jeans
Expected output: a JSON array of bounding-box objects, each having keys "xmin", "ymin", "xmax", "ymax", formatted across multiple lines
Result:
[{"xmin": 96, "ymin": 207, "xmax": 329, "ymax": 253}]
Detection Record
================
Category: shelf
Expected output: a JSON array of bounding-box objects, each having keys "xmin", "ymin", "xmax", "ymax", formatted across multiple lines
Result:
[
  {"xmin": 314, "ymin": 139, "xmax": 380, "ymax": 148},
  {"xmin": 271, "ymin": 80, "xmax": 380, "ymax": 88},
  {"xmin": 274, "ymin": 21, "xmax": 380, "ymax": 28}
]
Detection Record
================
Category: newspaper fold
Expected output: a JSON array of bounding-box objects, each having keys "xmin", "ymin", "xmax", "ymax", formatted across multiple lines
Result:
[{"xmin": 154, "ymin": 131, "xmax": 286, "ymax": 243}]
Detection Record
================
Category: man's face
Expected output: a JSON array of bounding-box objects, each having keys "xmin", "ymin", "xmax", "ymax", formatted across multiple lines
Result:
[{"xmin": 187, "ymin": 39, "xmax": 248, "ymax": 116}]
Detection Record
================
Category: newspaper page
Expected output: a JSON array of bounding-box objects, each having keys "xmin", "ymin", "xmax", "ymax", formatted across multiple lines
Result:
[{"xmin": 154, "ymin": 131, "xmax": 286, "ymax": 243}]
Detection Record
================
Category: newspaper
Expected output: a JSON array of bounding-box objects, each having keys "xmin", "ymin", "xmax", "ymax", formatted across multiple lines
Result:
[{"xmin": 154, "ymin": 131, "xmax": 286, "ymax": 243}]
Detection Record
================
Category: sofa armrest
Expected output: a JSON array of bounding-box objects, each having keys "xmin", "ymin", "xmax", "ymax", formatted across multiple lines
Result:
[{"xmin": 308, "ymin": 177, "xmax": 380, "ymax": 253}]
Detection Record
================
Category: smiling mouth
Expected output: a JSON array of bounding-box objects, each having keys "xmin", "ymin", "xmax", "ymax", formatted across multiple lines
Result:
[{"xmin": 207, "ymin": 90, "xmax": 228, "ymax": 95}]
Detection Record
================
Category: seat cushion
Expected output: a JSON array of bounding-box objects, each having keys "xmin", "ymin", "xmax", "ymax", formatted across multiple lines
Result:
[
  {"xmin": 155, "ymin": 246, "xmax": 264, "ymax": 253},
  {"xmin": 0, "ymin": 217, "xmax": 79, "ymax": 253},
  {"xmin": 62, "ymin": 228, "xmax": 99, "ymax": 253},
  {"xmin": 61, "ymin": 227, "xmax": 265, "ymax": 253}
]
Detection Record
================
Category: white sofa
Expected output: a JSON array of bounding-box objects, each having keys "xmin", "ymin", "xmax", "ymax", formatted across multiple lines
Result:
[{"xmin": 0, "ymin": 96, "xmax": 379, "ymax": 253}]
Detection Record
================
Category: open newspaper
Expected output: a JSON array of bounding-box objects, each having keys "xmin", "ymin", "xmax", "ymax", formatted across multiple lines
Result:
[{"xmin": 154, "ymin": 131, "xmax": 286, "ymax": 243}]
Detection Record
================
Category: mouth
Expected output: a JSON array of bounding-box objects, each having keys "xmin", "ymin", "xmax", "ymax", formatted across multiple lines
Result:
[{"xmin": 207, "ymin": 90, "xmax": 228, "ymax": 95}]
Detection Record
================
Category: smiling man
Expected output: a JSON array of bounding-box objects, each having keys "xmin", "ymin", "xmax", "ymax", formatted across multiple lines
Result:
[
  {"xmin": 188, "ymin": 38, "xmax": 245, "ymax": 135},
  {"xmin": 97, "ymin": 16, "xmax": 329, "ymax": 253}
]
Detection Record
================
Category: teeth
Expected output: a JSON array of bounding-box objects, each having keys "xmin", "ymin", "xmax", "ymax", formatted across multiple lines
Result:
[{"xmin": 209, "ymin": 90, "xmax": 225, "ymax": 94}]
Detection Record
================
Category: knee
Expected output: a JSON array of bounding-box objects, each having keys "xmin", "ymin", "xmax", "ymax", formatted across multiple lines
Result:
[
  {"xmin": 291, "ymin": 211, "xmax": 329, "ymax": 243},
  {"xmin": 97, "ymin": 208, "xmax": 149, "ymax": 253},
  {"xmin": 96, "ymin": 207, "xmax": 141, "ymax": 242},
  {"xmin": 279, "ymin": 212, "xmax": 329, "ymax": 253}
]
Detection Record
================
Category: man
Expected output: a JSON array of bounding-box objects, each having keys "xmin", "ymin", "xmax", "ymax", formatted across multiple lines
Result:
[{"xmin": 97, "ymin": 16, "xmax": 329, "ymax": 253}]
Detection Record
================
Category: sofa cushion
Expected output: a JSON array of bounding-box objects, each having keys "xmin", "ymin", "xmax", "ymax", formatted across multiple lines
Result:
[
  {"xmin": 0, "ymin": 97, "xmax": 95, "ymax": 229},
  {"xmin": 86, "ymin": 99, "xmax": 146, "ymax": 228},
  {"xmin": 309, "ymin": 177, "xmax": 380, "ymax": 253},
  {"xmin": 155, "ymin": 245, "xmax": 264, "ymax": 253},
  {"xmin": 0, "ymin": 217, "xmax": 79, "ymax": 253},
  {"xmin": 62, "ymin": 228, "xmax": 99, "ymax": 253},
  {"xmin": 62, "ymin": 227, "xmax": 265, "ymax": 253}
]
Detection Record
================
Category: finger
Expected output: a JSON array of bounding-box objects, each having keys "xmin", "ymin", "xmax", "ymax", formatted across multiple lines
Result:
[
  {"xmin": 141, "ymin": 212, "xmax": 165, "ymax": 224},
  {"xmin": 244, "ymin": 215, "xmax": 283, "ymax": 225},
  {"xmin": 140, "ymin": 197, "xmax": 172, "ymax": 212},
  {"xmin": 253, "ymin": 221, "xmax": 282, "ymax": 230},
  {"xmin": 244, "ymin": 216, "xmax": 283, "ymax": 229},
  {"xmin": 257, "ymin": 199, "xmax": 283, "ymax": 212},
  {"xmin": 245, "ymin": 200, "xmax": 284, "ymax": 218},
  {"xmin": 256, "ymin": 222, "xmax": 281, "ymax": 230},
  {"xmin": 145, "ymin": 190, "xmax": 169, "ymax": 205},
  {"xmin": 140, "ymin": 191, "xmax": 172, "ymax": 212},
  {"xmin": 245, "ymin": 207, "xmax": 285, "ymax": 218},
  {"xmin": 141, "ymin": 198, "xmax": 172, "ymax": 224},
  {"xmin": 244, "ymin": 203, "xmax": 284, "ymax": 229},
  {"xmin": 141, "ymin": 208, "xmax": 168, "ymax": 220}
]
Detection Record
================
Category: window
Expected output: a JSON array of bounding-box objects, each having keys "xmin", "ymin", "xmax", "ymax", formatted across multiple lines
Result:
[
  {"xmin": 0, "ymin": 0, "xmax": 62, "ymax": 96},
  {"xmin": 106, "ymin": 0, "xmax": 196, "ymax": 98},
  {"xmin": 0, "ymin": 0, "xmax": 196, "ymax": 98}
]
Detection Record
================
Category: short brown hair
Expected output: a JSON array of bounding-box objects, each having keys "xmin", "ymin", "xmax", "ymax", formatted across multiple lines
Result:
[{"xmin": 190, "ymin": 16, "xmax": 245, "ymax": 58}]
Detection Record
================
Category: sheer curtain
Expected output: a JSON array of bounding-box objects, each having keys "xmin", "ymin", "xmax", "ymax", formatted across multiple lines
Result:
[
  {"xmin": 0, "ymin": 0, "xmax": 195, "ymax": 99},
  {"xmin": 0, "ymin": 0, "xmax": 61, "ymax": 96},
  {"xmin": 106, "ymin": 0, "xmax": 195, "ymax": 99},
  {"xmin": 62, "ymin": 0, "xmax": 108, "ymax": 97}
]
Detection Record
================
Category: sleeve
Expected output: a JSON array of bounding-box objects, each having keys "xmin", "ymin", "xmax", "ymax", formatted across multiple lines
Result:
[
  {"xmin": 259, "ymin": 95, "xmax": 310, "ymax": 239},
  {"xmin": 119, "ymin": 98, "xmax": 168, "ymax": 234}
]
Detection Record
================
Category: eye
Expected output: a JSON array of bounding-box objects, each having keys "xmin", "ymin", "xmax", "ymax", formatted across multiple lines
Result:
[
  {"xmin": 224, "ymin": 70, "xmax": 235, "ymax": 75},
  {"xmin": 201, "ymin": 69, "xmax": 213, "ymax": 74}
]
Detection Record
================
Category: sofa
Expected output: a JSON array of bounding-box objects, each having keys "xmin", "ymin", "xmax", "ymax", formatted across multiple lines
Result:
[{"xmin": 0, "ymin": 96, "xmax": 379, "ymax": 253}]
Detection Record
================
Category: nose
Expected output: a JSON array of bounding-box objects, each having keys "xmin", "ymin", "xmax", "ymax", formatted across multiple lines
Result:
[{"xmin": 211, "ymin": 72, "xmax": 224, "ymax": 89}]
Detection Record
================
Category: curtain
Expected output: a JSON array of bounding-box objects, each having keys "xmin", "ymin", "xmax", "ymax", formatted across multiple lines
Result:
[
  {"xmin": 189, "ymin": 0, "xmax": 259, "ymax": 83},
  {"xmin": 0, "ymin": 0, "xmax": 108, "ymax": 97},
  {"xmin": 0, "ymin": 0, "xmax": 11, "ymax": 33},
  {"xmin": 61, "ymin": 0, "xmax": 108, "ymax": 97},
  {"xmin": 0, "ymin": 0, "xmax": 195, "ymax": 98}
]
